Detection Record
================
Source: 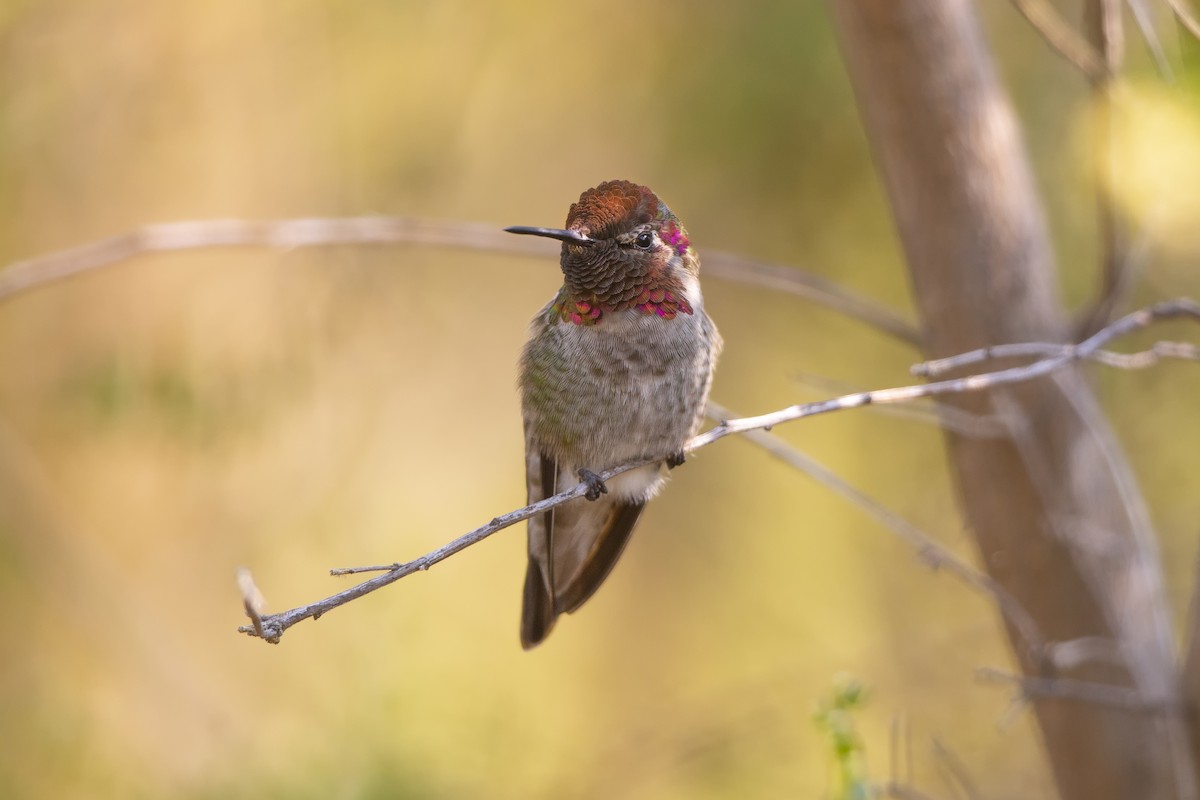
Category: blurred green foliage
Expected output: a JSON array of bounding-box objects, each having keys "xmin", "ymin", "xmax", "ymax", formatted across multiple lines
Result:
[
  {"xmin": 0, "ymin": 2, "xmax": 1197, "ymax": 799},
  {"xmin": 813, "ymin": 677, "xmax": 871, "ymax": 800}
]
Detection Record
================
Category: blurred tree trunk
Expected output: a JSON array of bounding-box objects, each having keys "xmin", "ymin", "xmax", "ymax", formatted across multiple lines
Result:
[{"xmin": 831, "ymin": 2, "xmax": 1195, "ymax": 799}]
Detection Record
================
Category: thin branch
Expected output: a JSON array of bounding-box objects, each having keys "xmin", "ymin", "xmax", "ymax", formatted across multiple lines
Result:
[
  {"xmin": 700, "ymin": 251, "xmax": 919, "ymax": 343},
  {"xmin": 976, "ymin": 667, "xmax": 1183, "ymax": 714},
  {"xmin": 238, "ymin": 299, "xmax": 1200, "ymax": 644},
  {"xmin": 913, "ymin": 338, "xmax": 1200, "ymax": 378},
  {"xmin": 705, "ymin": 400, "xmax": 1046, "ymax": 660},
  {"xmin": 1087, "ymin": 0, "xmax": 1125, "ymax": 76},
  {"xmin": 1083, "ymin": 0, "xmax": 1123, "ymax": 335},
  {"xmin": 1126, "ymin": 0, "xmax": 1173, "ymax": 78},
  {"xmin": 916, "ymin": 340, "xmax": 1200, "ymax": 375},
  {"xmin": 329, "ymin": 563, "xmax": 400, "ymax": 575},
  {"xmin": 932, "ymin": 737, "xmax": 980, "ymax": 800},
  {"xmin": 792, "ymin": 371, "xmax": 1007, "ymax": 438},
  {"xmin": 1009, "ymin": 0, "xmax": 1109, "ymax": 79},
  {"xmin": 1046, "ymin": 636, "xmax": 1128, "ymax": 670},
  {"xmin": 1077, "ymin": 0, "xmax": 1133, "ymax": 338},
  {"xmin": 236, "ymin": 568, "xmax": 266, "ymax": 639},
  {"xmin": 1168, "ymin": 0, "xmax": 1200, "ymax": 40},
  {"xmin": 0, "ymin": 216, "xmax": 920, "ymax": 344}
]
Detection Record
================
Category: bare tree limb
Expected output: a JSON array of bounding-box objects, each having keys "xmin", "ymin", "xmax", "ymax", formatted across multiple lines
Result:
[
  {"xmin": 834, "ymin": 3, "xmax": 1193, "ymax": 793},
  {"xmin": 0, "ymin": 216, "xmax": 919, "ymax": 344},
  {"xmin": 238, "ymin": 299, "xmax": 1199, "ymax": 644}
]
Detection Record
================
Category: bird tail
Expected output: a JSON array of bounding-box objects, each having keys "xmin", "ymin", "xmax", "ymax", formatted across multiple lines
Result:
[
  {"xmin": 521, "ymin": 555, "xmax": 556, "ymax": 648},
  {"xmin": 520, "ymin": 477, "xmax": 645, "ymax": 649}
]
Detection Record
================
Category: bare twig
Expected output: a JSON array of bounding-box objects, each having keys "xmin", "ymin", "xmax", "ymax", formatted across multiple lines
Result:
[
  {"xmin": 1046, "ymin": 637, "xmax": 1127, "ymax": 670},
  {"xmin": 700, "ymin": 251, "xmax": 919, "ymax": 343},
  {"xmin": 914, "ymin": 339, "xmax": 1200, "ymax": 376},
  {"xmin": 0, "ymin": 216, "xmax": 919, "ymax": 344},
  {"xmin": 932, "ymin": 737, "xmax": 980, "ymax": 800},
  {"xmin": 329, "ymin": 563, "xmax": 400, "ymax": 575},
  {"xmin": 1125, "ymin": 0, "xmax": 1173, "ymax": 77},
  {"xmin": 238, "ymin": 299, "xmax": 1199, "ymax": 644},
  {"xmin": 706, "ymin": 400, "xmax": 1046, "ymax": 660},
  {"xmin": 1009, "ymin": 0, "xmax": 1108, "ymax": 79},
  {"xmin": 1077, "ymin": 0, "xmax": 1131, "ymax": 338},
  {"xmin": 792, "ymin": 371, "xmax": 1006, "ymax": 438},
  {"xmin": 976, "ymin": 667, "xmax": 1183, "ymax": 714},
  {"xmin": 1168, "ymin": 0, "xmax": 1200, "ymax": 40},
  {"xmin": 236, "ymin": 568, "xmax": 266, "ymax": 639}
]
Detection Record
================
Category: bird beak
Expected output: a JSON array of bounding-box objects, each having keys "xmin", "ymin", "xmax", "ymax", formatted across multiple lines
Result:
[{"xmin": 504, "ymin": 226, "xmax": 595, "ymax": 247}]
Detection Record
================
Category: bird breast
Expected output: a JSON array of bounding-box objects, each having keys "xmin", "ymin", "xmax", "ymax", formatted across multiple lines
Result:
[{"xmin": 521, "ymin": 281, "xmax": 719, "ymax": 476}]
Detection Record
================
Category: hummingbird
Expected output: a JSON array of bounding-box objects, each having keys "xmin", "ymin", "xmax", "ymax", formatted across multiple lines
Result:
[{"xmin": 506, "ymin": 180, "xmax": 721, "ymax": 649}]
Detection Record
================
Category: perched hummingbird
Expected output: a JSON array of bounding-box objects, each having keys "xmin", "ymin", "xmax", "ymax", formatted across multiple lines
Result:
[{"xmin": 506, "ymin": 180, "xmax": 721, "ymax": 649}]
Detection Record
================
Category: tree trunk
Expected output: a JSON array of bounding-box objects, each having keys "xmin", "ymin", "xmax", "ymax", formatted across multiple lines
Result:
[{"xmin": 830, "ymin": 2, "xmax": 1194, "ymax": 798}]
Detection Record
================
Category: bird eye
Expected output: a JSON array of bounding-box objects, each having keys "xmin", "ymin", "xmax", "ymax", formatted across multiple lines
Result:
[{"xmin": 634, "ymin": 231, "xmax": 654, "ymax": 249}]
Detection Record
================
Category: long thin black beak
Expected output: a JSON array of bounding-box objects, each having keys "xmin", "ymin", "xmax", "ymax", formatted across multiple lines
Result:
[{"xmin": 504, "ymin": 226, "xmax": 595, "ymax": 246}]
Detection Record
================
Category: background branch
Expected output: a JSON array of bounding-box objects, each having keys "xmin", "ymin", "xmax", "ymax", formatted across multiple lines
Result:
[{"xmin": 0, "ymin": 216, "xmax": 919, "ymax": 344}]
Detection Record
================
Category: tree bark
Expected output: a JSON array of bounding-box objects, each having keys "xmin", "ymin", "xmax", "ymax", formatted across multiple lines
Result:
[{"xmin": 830, "ymin": 2, "xmax": 1193, "ymax": 798}]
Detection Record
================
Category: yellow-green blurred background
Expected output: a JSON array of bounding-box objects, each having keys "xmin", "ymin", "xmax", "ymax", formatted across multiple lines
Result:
[{"xmin": 2, "ymin": 2, "xmax": 1199, "ymax": 798}]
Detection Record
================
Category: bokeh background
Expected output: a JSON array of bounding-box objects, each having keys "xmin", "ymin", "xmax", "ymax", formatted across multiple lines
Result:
[{"xmin": 1, "ymin": 2, "xmax": 1199, "ymax": 797}]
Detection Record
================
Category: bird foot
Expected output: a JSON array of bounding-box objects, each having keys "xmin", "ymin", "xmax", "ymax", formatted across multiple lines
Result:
[
  {"xmin": 577, "ymin": 469, "xmax": 608, "ymax": 501},
  {"xmin": 666, "ymin": 450, "xmax": 686, "ymax": 469}
]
